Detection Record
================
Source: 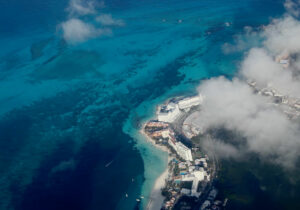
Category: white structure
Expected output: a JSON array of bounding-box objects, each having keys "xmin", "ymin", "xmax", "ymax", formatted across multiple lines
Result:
[
  {"xmin": 182, "ymin": 171, "xmax": 205, "ymax": 182},
  {"xmin": 178, "ymin": 95, "xmax": 203, "ymax": 110},
  {"xmin": 161, "ymin": 129, "xmax": 170, "ymax": 138},
  {"xmin": 194, "ymin": 171, "xmax": 205, "ymax": 180},
  {"xmin": 275, "ymin": 51, "xmax": 290, "ymax": 68},
  {"xmin": 181, "ymin": 188, "xmax": 191, "ymax": 195},
  {"xmin": 182, "ymin": 111, "xmax": 205, "ymax": 138},
  {"xmin": 192, "ymin": 171, "xmax": 206, "ymax": 196},
  {"xmin": 167, "ymin": 135, "xmax": 193, "ymax": 161},
  {"xmin": 158, "ymin": 102, "xmax": 182, "ymax": 123},
  {"xmin": 201, "ymin": 200, "xmax": 211, "ymax": 210},
  {"xmin": 182, "ymin": 170, "xmax": 205, "ymax": 197},
  {"xmin": 195, "ymin": 158, "xmax": 207, "ymax": 168},
  {"xmin": 175, "ymin": 142, "xmax": 193, "ymax": 161},
  {"xmin": 168, "ymin": 137, "xmax": 177, "ymax": 151},
  {"xmin": 279, "ymin": 59, "xmax": 289, "ymax": 64}
]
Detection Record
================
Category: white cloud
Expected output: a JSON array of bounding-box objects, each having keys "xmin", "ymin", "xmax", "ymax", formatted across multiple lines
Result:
[
  {"xmin": 195, "ymin": 77, "xmax": 300, "ymax": 168},
  {"xmin": 284, "ymin": 0, "xmax": 300, "ymax": 17},
  {"xmin": 96, "ymin": 14, "xmax": 125, "ymax": 26},
  {"xmin": 66, "ymin": 0, "xmax": 97, "ymax": 16},
  {"xmin": 222, "ymin": 26, "xmax": 261, "ymax": 54},
  {"xmin": 201, "ymin": 136, "xmax": 241, "ymax": 159},
  {"xmin": 240, "ymin": 48, "xmax": 300, "ymax": 97},
  {"xmin": 192, "ymin": 14, "xmax": 300, "ymax": 168},
  {"xmin": 61, "ymin": 18, "xmax": 111, "ymax": 44},
  {"xmin": 263, "ymin": 16, "xmax": 300, "ymax": 55},
  {"xmin": 58, "ymin": 0, "xmax": 124, "ymax": 44}
]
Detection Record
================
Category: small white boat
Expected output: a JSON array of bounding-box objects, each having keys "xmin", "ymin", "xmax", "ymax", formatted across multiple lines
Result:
[
  {"xmin": 105, "ymin": 160, "xmax": 114, "ymax": 167},
  {"xmin": 125, "ymin": 193, "xmax": 128, "ymax": 198},
  {"xmin": 136, "ymin": 199, "xmax": 141, "ymax": 202}
]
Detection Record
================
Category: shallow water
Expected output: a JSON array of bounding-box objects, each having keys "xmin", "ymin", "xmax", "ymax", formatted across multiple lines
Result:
[{"xmin": 0, "ymin": 0, "xmax": 285, "ymax": 209}]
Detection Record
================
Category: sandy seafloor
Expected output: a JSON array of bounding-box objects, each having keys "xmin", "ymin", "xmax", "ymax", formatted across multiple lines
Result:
[{"xmin": 0, "ymin": 0, "xmax": 285, "ymax": 210}]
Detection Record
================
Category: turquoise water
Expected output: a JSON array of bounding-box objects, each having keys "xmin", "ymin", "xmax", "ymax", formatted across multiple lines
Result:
[{"xmin": 0, "ymin": 0, "xmax": 285, "ymax": 209}]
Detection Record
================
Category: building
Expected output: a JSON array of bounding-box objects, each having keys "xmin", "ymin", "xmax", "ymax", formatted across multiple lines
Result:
[
  {"xmin": 175, "ymin": 142, "xmax": 193, "ymax": 161},
  {"xmin": 157, "ymin": 102, "xmax": 182, "ymax": 123},
  {"xmin": 145, "ymin": 121, "xmax": 169, "ymax": 129},
  {"xmin": 279, "ymin": 59, "xmax": 289, "ymax": 64},
  {"xmin": 181, "ymin": 188, "xmax": 191, "ymax": 195},
  {"xmin": 161, "ymin": 129, "xmax": 171, "ymax": 138},
  {"xmin": 150, "ymin": 128, "xmax": 172, "ymax": 139},
  {"xmin": 182, "ymin": 170, "xmax": 205, "ymax": 197},
  {"xmin": 167, "ymin": 136, "xmax": 193, "ymax": 161},
  {"xmin": 178, "ymin": 95, "xmax": 204, "ymax": 110},
  {"xmin": 178, "ymin": 162, "xmax": 187, "ymax": 169},
  {"xmin": 201, "ymin": 200, "xmax": 211, "ymax": 210},
  {"xmin": 168, "ymin": 135, "xmax": 177, "ymax": 151}
]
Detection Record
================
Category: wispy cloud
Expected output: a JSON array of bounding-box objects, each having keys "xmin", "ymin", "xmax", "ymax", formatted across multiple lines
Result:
[
  {"xmin": 193, "ymin": 14, "xmax": 300, "ymax": 169},
  {"xmin": 60, "ymin": 18, "xmax": 111, "ymax": 44},
  {"xmin": 96, "ymin": 14, "xmax": 125, "ymax": 26},
  {"xmin": 66, "ymin": 0, "xmax": 101, "ymax": 16},
  {"xmin": 284, "ymin": 0, "xmax": 300, "ymax": 17},
  {"xmin": 59, "ymin": 0, "xmax": 124, "ymax": 44},
  {"xmin": 196, "ymin": 76, "xmax": 300, "ymax": 168}
]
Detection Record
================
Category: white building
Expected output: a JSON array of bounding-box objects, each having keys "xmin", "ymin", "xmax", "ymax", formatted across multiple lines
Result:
[
  {"xmin": 201, "ymin": 200, "xmax": 211, "ymax": 210},
  {"xmin": 178, "ymin": 95, "xmax": 204, "ymax": 110},
  {"xmin": 161, "ymin": 129, "xmax": 170, "ymax": 138},
  {"xmin": 167, "ymin": 135, "xmax": 193, "ymax": 161},
  {"xmin": 168, "ymin": 137, "xmax": 177, "ymax": 151},
  {"xmin": 182, "ymin": 170, "xmax": 205, "ymax": 197},
  {"xmin": 279, "ymin": 59, "xmax": 289, "ymax": 64},
  {"xmin": 181, "ymin": 188, "xmax": 191, "ymax": 195},
  {"xmin": 157, "ymin": 102, "xmax": 182, "ymax": 123},
  {"xmin": 175, "ymin": 142, "xmax": 193, "ymax": 161}
]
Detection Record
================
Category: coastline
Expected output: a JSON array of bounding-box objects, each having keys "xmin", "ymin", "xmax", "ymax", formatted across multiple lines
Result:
[{"xmin": 140, "ymin": 125, "xmax": 172, "ymax": 210}]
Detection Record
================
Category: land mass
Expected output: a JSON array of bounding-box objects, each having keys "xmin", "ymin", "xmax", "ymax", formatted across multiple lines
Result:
[{"xmin": 142, "ymin": 96, "xmax": 227, "ymax": 210}]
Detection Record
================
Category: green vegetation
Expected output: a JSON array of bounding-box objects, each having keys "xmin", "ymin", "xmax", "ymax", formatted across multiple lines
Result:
[
  {"xmin": 173, "ymin": 164, "xmax": 180, "ymax": 176},
  {"xmin": 161, "ymin": 187, "xmax": 172, "ymax": 200},
  {"xmin": 216, "ymin": 156, "xmax": 300, "ymax": 210},
  {"xmin": 191, "ymin": 134, "xmax": 205, "ymax": 147}
]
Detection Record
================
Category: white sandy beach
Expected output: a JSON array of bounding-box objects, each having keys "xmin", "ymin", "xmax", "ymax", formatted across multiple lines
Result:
[
  {"xmin": 146, "ymin": 166, "xmax": 169, "ymax": 210},
  {"xmin": 140, "ymin": 126, "xmax": 172, "ymax": 210}
]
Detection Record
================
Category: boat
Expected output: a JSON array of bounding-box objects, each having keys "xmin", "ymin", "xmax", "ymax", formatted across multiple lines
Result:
[{"xmin": 105, "ymin": 160, "xmax": 114, "ymax": 167}]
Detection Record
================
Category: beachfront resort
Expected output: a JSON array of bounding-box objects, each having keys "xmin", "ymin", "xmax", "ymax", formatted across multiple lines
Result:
[{"xmin": 143, "ymin": 96, "xmax": 227, "ymax": 210}]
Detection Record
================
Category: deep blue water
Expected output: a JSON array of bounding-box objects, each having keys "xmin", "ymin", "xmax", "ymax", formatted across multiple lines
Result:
[{"xmin": 0, "ymin": 0, "xmax": 285, "ymax": 210}]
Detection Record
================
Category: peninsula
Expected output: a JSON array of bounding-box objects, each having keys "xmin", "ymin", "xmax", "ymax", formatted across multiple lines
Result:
[{"xmin": 142, "ymin": 95, "xmax": 228, "ymax": 210}]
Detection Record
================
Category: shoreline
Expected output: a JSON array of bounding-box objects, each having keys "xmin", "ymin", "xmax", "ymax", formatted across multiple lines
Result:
[{"xmin": 140, "ymin": 125, "xmax": 172, "ymax": 210}]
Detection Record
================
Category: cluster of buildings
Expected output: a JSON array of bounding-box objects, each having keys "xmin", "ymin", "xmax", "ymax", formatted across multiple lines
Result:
[
  {"xmin": 163, "ymin": 194, "xmax": 177, "ymax": 209},
  {"xmin": 145, "ymin": 121, "xmax": 193, "ymax": 161},
  {"xmin": 178, "ymin": 96, "xmax": 204, "ymax": 111},
  {"xmin": 179, "ymin": 158, "xmax": 210, "ymax": 197},
  {"xmin": 168, "ymin": 137, "xmax": 193, "ymax": 162},
  {"xmin": 144, "ymin": 119, "xmax": 215, "ymax": 209},
  {"xmin": 161, "ymin": 156, "xmax": 213, "ymax": 210},
  {"xmin": 200, "ymin": 188, "xmax": 226, "ymax": 210},
  {"xmin": 275, "ymin": 51, "xmax": 290, "ymax": 68},
  {"xmin": 246, "ymin": 52, "xmax": 300, "ymax": 119},
  {"xmin": 247, "ymin": 80, "xmax": 300, "ymax": 118},
  {"xmin": 144, "ymin": 95, "xmax": 226, "ymax": 209},
  {"xmin": 157, "ymin": 95, "xmax": 203, "ymax": 123}
]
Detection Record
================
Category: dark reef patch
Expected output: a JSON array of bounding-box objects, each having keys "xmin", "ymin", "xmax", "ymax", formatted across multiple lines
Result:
[{"xmin": 30, "ymin": 50, "xmax": 103, "ymax": 81}]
